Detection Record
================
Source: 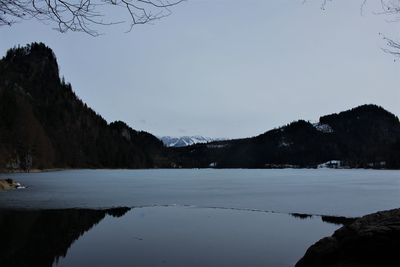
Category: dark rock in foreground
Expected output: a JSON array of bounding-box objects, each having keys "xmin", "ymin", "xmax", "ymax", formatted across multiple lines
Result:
[{"xmin": 296, "ymin": 208, "xmax": 400, "ymax": 267}]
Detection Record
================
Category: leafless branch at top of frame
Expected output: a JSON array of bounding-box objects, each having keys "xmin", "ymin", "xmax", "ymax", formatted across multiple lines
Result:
[
  {"xmin": 303, "ymin": 0, "xmax": 400, "ymax": 57},
  {"xmin": 0, "ymin": 0, "xmax": 185, "ymax": 36}
]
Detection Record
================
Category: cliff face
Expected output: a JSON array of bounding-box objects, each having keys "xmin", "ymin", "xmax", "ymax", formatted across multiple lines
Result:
[{"xmin": 0, "ymin": 43, "xmax": 169, "ymax": 170}]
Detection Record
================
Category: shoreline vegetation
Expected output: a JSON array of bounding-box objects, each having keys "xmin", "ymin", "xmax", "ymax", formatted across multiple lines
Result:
[
  {"xmin": 0, "ymin": 166, "xmax": 398, "ymax": 175},
  {"xmin": 0, "ymin": 168, "xmax": 65, "ymax": 174}
]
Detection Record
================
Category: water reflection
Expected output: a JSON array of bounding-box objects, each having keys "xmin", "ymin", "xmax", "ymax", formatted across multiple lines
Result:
[
  {"xmin": 0, "ymin": 206, "xmax": 344, "ymax": 267},
  {"xmin": 0, "ymin": 207, "xmax": 130, "ymax": 267},
  {"xmin": 290, "ymin": 213, "xmax": 313, "ymax": 220},
  {"xmin": 320, "ymin": 215, "xmax": 357, "ymax": 225},
  {"xmin": 289, "ymin": 213, "xmax": 357, "ymax": 225}
]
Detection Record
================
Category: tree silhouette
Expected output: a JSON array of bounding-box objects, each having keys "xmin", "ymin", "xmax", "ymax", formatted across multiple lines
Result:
[{"xmin": 0, "ymin": 0, "xmax": 184, "ymax": 36}]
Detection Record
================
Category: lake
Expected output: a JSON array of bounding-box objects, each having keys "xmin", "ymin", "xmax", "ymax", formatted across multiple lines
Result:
[{"xmin": 1, "ymin": 169, "xmax": 399, "ymax": 266}]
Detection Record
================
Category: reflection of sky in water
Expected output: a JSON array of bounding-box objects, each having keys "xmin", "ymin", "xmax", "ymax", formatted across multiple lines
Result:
[
  {"xmin": 3, "ymin": 168, "xmax": 393, "ymax": 266},
  {"xmin": 2, "ymin": 169, "xmax": 400, "ymax": 217},
  {"xmin": 54, "ymin": 206, "xmax": 338, "ymax": 267}
]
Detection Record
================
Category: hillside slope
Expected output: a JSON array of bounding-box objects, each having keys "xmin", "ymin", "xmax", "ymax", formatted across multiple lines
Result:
[
  {"xmin": 170, "ymin": 105, "xmax": 400, "ymax": 169},
  {"xmin": 0, "ymin": 43, "xmax": 168, "ymax": 170},
  {"xmin": 1, "ymin": 43, "xmax": 399, "ymax": 170}
]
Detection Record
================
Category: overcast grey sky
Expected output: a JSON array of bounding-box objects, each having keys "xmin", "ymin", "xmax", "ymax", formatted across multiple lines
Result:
[{"xmin": 1, "ymin": 0, "xmax": 400, "ymax": 138}]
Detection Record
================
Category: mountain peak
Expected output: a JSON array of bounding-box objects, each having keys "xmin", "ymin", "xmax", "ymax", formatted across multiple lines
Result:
[
  {"xmin": 4, "ymin": 42, "xmax": 56, "ymax": 61},
  {"xmin": 320, "ymin": 104, "xmax": 399, "ymax": 126},
  {"xmin": 0, "ymin": 43, "xmax": 167, "ymax": 170},
  {"xmin": 2, "ymin": 43, "xmax": 60, "ymax": 83},
  {"xmin": 160, "ymin": 136, "xmax": 225, "ymax": 147}
]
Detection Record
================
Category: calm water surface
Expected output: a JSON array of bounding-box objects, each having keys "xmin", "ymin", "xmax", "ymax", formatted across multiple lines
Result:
[
  {"xmin": 1, "ymin": 169, "xmax": 400, "ymax": 216},
  {"xmin": 0, "ymin": 169, "xmax": 399, "ymax": 267},
  {"xmin": 55, "ymin": 206, "xmax": 337, "ymax": 267}
]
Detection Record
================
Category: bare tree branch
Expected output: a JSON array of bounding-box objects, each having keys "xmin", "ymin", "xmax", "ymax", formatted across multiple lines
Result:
[
  {"xmin": 304, "ymin": 0, "xmax": 400, "ymax": 57},
  {"xmin": 0, "ymin": 0, "xmax": 184, "ymax": 36},
  {"xmin": 360, "ymin": 0, "xmax": 400, "ymax": 57}
]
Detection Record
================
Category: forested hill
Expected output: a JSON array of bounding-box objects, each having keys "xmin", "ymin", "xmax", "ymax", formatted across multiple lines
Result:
[
  {"xmin": 0, "ymin": 43, "xmax": 169, "ymax": 170},
  {"xmin": 1, "ymin": 43, "xmax": 399, "ymax": 171},
  {"xmin": 170, "ymin": 105, "xmax": 400, "ymax": 169}
]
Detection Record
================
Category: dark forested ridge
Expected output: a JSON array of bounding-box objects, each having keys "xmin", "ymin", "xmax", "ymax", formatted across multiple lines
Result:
[
  {"xmin": 170, "ymin": 105, "xmax": 400, "ymax": 169},
  {"xmin": 0, "ymin": 43, "xmax": 399, "ymax": 171},
  {"xmin": 0, "ymin": 43, "xmax": 169, "ymax": 170}
]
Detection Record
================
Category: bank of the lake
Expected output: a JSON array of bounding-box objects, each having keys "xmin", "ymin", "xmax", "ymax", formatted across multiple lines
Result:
[
  {"xmin": 296, "ymin": 208, "xmax": 400, "ymax": 267},
  {"xmin": 0, "ymin": 178, "xmax": 19, "ymax": 191}
]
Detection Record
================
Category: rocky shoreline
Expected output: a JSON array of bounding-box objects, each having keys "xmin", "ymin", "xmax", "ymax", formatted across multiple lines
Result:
[
  {"xmin": 0, "ymin": 179, "xmax": 24, "ymax": 191},
  {"xmin": 296, "ymin": 208, "xmax": 400, "ymax": 267}
]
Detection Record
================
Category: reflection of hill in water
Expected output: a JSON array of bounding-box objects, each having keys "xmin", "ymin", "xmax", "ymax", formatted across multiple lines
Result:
[
  {"xmin": 290, "ymin": 213, "xmax": 357, "ymax": 225},
  {"xmin": 0, "ymin": 207, "xmax": 130, "ymax": 267}
]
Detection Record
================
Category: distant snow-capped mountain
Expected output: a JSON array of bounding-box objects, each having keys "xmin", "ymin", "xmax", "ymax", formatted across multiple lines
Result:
[{"xmin": 160, "ymin": 136, "xmax": 225, "ymax": 147}]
